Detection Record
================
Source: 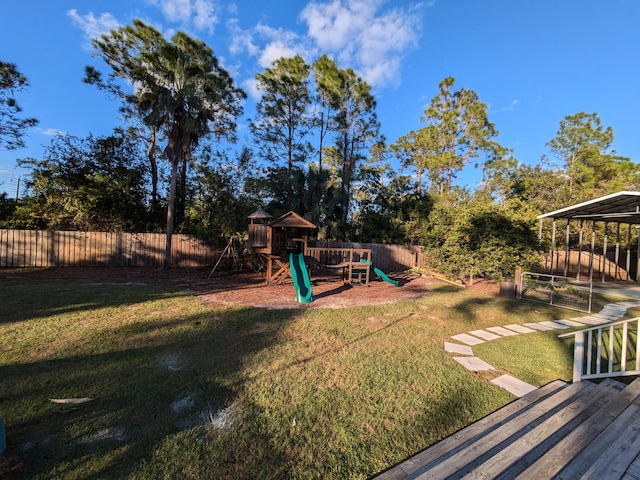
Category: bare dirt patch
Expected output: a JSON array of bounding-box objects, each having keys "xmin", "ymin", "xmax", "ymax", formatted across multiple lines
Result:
[{"xmin": 1, "ymin": 267, "xmax": 500, "ymax": 309}]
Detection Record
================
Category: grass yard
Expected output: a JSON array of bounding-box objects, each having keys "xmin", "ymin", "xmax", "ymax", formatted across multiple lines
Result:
[{"xmin": 0, "ymin": 271, "xmax": 611, "ymax": 479}]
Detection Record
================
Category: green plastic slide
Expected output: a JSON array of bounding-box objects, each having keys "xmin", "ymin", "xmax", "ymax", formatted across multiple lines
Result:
[
  {"xmin": 362, "ymin": 259, "xmax": 399, "ymax": 287},
  {"xmin": 289, "ymin": 252, "xmax": 313, "ymax": 303}
]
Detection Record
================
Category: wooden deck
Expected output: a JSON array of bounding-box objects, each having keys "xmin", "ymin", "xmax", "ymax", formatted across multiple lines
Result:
[{"xmin": 373, "ymin": 377, "xmax": 640, "ymax": 479}]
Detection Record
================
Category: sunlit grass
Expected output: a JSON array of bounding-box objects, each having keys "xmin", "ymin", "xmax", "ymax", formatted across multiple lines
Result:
[{"xmin": 0, "ymin": 275, "xmax": 596, "ymax": 479}]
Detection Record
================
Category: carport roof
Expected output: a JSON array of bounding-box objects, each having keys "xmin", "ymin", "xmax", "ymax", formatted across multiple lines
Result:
[{"xmin": 537, "ymin": 191, "xmax": 640, "ymax": 223}]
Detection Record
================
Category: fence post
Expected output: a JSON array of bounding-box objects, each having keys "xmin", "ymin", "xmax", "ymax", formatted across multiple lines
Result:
[{"xmin": 573, "ymin": 331, "xmax": 585, "ymax": 382}]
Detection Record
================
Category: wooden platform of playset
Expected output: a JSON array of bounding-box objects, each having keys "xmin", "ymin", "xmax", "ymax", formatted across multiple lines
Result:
[{"xmin": 263, "ymin": 247, "xmax": 374, "ymax": 286}]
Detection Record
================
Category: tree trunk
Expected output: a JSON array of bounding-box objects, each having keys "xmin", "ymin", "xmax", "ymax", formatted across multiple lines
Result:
[
  {"xmin": 164, "ymin": 160, "xmax": 179, "ymax": 269},
  {"xmin": 148, "ymin": 128, "xmax": 159, "ymax": 220}
]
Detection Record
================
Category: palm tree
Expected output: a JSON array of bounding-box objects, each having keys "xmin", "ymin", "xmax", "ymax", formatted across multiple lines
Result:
[{"xmin": 86, "ymin": 20, "xmax": 245, "ymax": 268}]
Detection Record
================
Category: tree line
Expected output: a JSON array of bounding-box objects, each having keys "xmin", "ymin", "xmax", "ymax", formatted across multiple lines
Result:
[{"xmin": 1, "ymin": 20, "xmax": 638, "ymax": 278}]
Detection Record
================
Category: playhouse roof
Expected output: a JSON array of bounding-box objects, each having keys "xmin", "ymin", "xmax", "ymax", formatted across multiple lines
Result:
[
  {"xmin": 269, "ymin": 211, "xmax": 317, "ymax": 229},
  {"xmin": 248, "ymin": 209, "xmax": 273, "ymax": 219},
  {"xmin": 537, "ymin": 191, "xmax": 640, "ymax": 223}
]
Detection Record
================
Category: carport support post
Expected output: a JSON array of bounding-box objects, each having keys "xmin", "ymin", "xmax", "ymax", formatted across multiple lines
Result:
[
  {"xmin": 602, "ymin": 223, "xmax": 608, "ymax": 282},
  {"xmin": 564, "ymin": 220, "xmax": 571, "ymax": 277},
  {"xmin": 577, "ymin": 220, "xmax": 584, "ymax": 280},
  {"xmin": 626, "ymin": 223, "xmax": 632, "ymax": 281},
  {"xmin": 636, "ymin": 225, "xmax": 640, "ymax": 282},
  {"xmin": 551, "ymin": 219, "xmax": 557, "ymax": 275},
  {"xmin": 589, "ymin": 227, "xmax": 596, "ymax": 283},
  {"xmin": 615, "ymin": 223, "xmax": 621, "ymax": 282}
]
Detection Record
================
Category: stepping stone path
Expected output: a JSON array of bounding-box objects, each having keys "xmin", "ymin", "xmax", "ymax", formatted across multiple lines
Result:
[{"xmin": 444, "ymin": 301, "xmax": 640, "ymax": 398}]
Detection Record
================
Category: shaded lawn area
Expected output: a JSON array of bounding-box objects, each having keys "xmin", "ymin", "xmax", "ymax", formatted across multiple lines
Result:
[{"xmin": 0, "ymin": 273, "xmax": 594, "ymax": 479}]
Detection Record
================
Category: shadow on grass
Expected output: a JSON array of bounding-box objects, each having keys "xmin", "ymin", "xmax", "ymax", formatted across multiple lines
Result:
[
  {"xmin": 0, "ymin": 281, "xmax": 297, "ymax": 480},
  {"xmin": 0, "ymin": 278, "xmax": 187, "ymax": 324}
]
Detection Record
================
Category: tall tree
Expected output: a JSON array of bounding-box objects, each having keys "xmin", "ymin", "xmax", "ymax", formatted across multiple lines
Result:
[
  {"xmin": 314, "ymin": 57, "xmax": 381, "ymax": 240},
  {"xmin": 85, "ymin": 19, "xmax": 245, "ymax": 268},
  {"xmin": 0, "ymin": 61, "xmax": 38, "ymax": 150},
  {"xmin": 416, "ymin": 76, "xmax": 498, "ymax": 194},
  {"xmin": 546, "ymin": 112, "xmax": 636, "ymax": 198},
  {"xmin": 390, "ymin": 128, "xmax": 436, "ymax": 196},
  {"xmin": 250, "ymin": 55, "xmax": 314, "ymax": 213},
  {"xmin": 312, "ymin": 54, "xmax": 341, "ymax": 173}
]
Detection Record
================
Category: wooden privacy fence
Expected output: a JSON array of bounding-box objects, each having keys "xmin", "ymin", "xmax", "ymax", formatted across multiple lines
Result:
[
  {"xmin": 0, "ymin": 230, "xmax": 221, "ymax": 268},
  {"xmin": 0, "ymin": 230, "xmax": 423, "ymax": 271},
  {"xmin": 542, "ymin": 250, "xmax": 634, "ymax": 282}
]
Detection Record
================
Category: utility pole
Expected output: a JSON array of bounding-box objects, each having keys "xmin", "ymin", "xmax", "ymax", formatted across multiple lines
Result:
[{"xmin": 15, "ymin": 177, "xmax": 20, "ymax": 200}]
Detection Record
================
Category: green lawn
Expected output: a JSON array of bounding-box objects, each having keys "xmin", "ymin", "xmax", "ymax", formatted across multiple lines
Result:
[{"xmin": 0, "ymin": 272, "xmax": 613, "ymax": 479}]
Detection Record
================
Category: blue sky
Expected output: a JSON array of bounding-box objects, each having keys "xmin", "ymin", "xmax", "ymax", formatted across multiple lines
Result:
[{"xmin": 1, "ymin": 0, "xmax": 639, "ymax": 198}]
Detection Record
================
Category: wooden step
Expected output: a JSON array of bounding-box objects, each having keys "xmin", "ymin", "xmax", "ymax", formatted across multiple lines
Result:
[
  {"xmin": 373, "ymin": 380, "xmax": 569, "ymax": 480},
  {"xmin": 554, "ymin": 379, "xmax": 640, "ymax": 479},
  {"xmin": 414, "ymin": 380, "xmax": 618, "ymax": 479},
  {"xmin": 374, "ymin": 378, "xmax": 640, "ymax": 480},
  {"xmin": 454, "ymin": 378, "xmax": 625, "ymax": 479},
  {"xmin": 517, "ymin": 377, "xmax": 640, "ymax": 479}
]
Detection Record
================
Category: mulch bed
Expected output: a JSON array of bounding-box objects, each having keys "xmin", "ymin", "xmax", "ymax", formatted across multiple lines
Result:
[{"xmin": 1, "ymin": 267, "xmax": 499, "ymax": 309}]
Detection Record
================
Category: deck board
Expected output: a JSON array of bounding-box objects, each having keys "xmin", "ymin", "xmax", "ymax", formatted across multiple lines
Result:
[
  {"xmin": 554, "ymin": 403, "xmax": 640, "ymax": 479},
  {"xmin": 457, "ymin": 379, "xmax": 623, "ymax": 479},
  {"xmin": 372, "ymin": 380, "xmax": 567, "ymax": 480},
  {"xmin": 374, "ymin": 378, "xmax": 640, "ymax": 480},
  {"xmin": 517, "ymin": 378, "xmax": 640, "ymax": 479},
  {"xmin": 576, "ymin": 408, "xmax": 640, "ymax": 480},
  {"xmin": 409, "ymin": 382, "xmax": 593, "ymax": 479}
]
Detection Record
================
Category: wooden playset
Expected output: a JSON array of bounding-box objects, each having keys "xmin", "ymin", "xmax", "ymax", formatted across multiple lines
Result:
[{"xmin": 247, "ymin": 210, "xmax": 398, "ymax": 290}]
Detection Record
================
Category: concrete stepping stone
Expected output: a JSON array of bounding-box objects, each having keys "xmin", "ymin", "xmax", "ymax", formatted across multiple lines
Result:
[
  {"xmin": 523, "ymin": 322, "xmax": 555, "ymax": 331},
  {"xmin": 486, "ymin": 326, "xmax": 519, "ymax": 337},
  {"xmin": 469, "ymin": 329, "xmax": 502, "ymax": 341},
  {"xmin": 491, "ymin": 374, "xmax": 537, "ymax": 397},
  {"xmin": 588, "ymin": 315, "xmax": 616, "ymax": 324},
  {"xmin": 538, "ymin": 321, "xmax": 570, "ymax": 330},
  {"xmin": 600, "ymin": 308, "xmax": 626, "ymax": 317},
  {"xmin": 555, "ymin": 319, "xmax": 587, "ymax": 327},
  {"xmin": 572, "ymin": 316, "xmax": 609, "ymax": 325},
  {"xmin": 451, "ymin": 333, "xmax": 485, "ymax": 345},
  {"xmin": 503, "ymin": 324, "xmax": 536, "ymax": 334},
  {"xmin": 453, "ymin": 356, "xmax": 495, "ymax": 372},
  {"xmin": 591, "ymin": 316, "xmax": 614, "ymax": 324},
  {"xmin": 444, "ymin": 342, "xmax": 474, "ymax": 356}
]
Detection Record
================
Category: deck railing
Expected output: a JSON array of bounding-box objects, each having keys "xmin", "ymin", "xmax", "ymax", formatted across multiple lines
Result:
[
  {"xmin": 305, "ymin": 247, "xmax": 372, "ymax": 267},
  {"xmin": 559, "ymin": 317, "xmax": 640, "ymax": 382}
]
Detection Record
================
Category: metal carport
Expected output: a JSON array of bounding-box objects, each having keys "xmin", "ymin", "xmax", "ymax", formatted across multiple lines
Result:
[{"xmin": 537, "ymin": 191, "xmax": 640, "ymax": 282}]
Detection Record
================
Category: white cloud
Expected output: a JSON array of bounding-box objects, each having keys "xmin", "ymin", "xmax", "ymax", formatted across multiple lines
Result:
[
  {"xmin": 153, "ymin": 0, "xmax": 191, "ymax": 23},
  {"xmin": 253, "ymin": 25, "xmax": 305, "ymax": 67},
  {"xmin": 230, "ymin": 21, "xmax": 313, "ymax": 68},
  {"xmin": 242, "ymin": 77, "xmax": 260, "ymax": 100},
  {"xmin": 193, "ymin": 0, "xmax": 217, "ymax": 32},
  {"xmin": 67, "ymin": 9, "xmax": 120, "ymax": 45},
  {"xmin": 39, "ymin": 127, "xmax": 66, "ymax": 137},
  {"xmin": 502, "ymin": 99, "xmax": 520, "ymax": 111},
  {"xmin": 225, "ymin": 0, "xmax": 424, "ymax": 93},
  {"xmin": 147, "ymin": 0, "xmax": 219, "ymax": 33},
  {"xmin": 228, "ymin": 19, "xmax": 260, "ymax": 57},
  {"xmin": 299, "ymin": 0, "xmax": 423, "ymax": 88},
  {"xmin": 259, "ymin": 41, "xmax": 301, "ymax": 69},
  {"xmin": 301, "ymin": 0, "xmax": 369, "ymax": 51}
]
